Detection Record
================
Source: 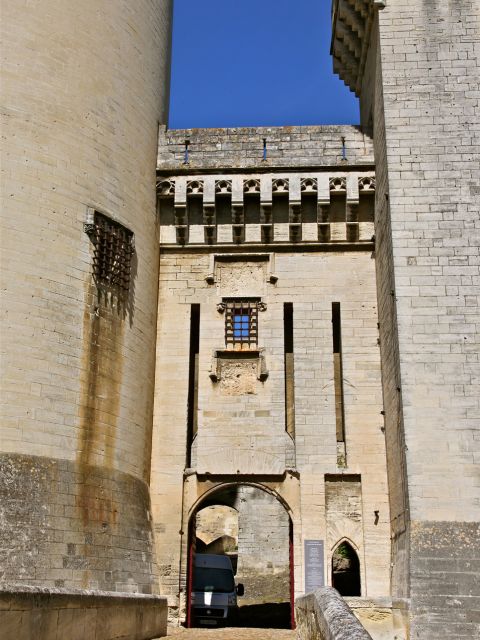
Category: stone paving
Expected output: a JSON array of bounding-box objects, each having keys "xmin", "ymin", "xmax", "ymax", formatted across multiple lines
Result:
[{"xmin": 164, "ymin": 626, "xmax": 296, "ymax": 639}]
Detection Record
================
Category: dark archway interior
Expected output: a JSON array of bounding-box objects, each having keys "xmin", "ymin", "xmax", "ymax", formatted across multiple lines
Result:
[
  {"xmin": 331, "ymin": 541, "xmax": 361, "ymax": 596},
  {"xmin": 188, "ymin": 483, "xmax": 293, "ymax": 629}
]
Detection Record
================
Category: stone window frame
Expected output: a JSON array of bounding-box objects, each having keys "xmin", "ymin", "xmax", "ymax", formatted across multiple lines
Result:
[
  {"xmin": 224, "ymin": 298, "xmax": 259, "ymax": 348},
  {"xmin": 218, "ymin": 297, "xmax": 268, "ymax": 349}
]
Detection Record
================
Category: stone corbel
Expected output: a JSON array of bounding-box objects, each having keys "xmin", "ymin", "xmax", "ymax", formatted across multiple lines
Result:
[
  {"xmin": 231, "ymin": 175, "xmax": 244, "ymax": 224},
  {"xmin": 288, "ymin": 175, "xmax": 302, "ymax": 224},
  {"xmin": 346, "ymin": 173, "xmax": 359, "ymax": 241},
  {"xmin": 266, "ymin": 253, "xmax": 277, "ymax": 284},
  {"xmin": 257, "ymin": 352, "xmax": 269, "ymax": 381},
  {"xmin": 202, "ymin": 176, "xmax": 215, "ymax": 226},
  {"xmin": 174, "ymin": 177, "xmax": 187, "ymax": 225},
  {"xmin": 232, "ymin": 202, "xmax": 244, "ymax": 225},
  {"xmin": 205, "ymin": 254, "xmax": 216, "ymax": 284},
  {"xmin": 209, "ymin": 351, "xmax": 220, "ymax": 382},
  {"xmin": 175, "ymin": 226, "xmax": 187, "ymax": 245},
  {"xmin": 317, "ymin": 174, "xmax": 331, "ymax": 241},
  {"xmin": 317, "ymin": 174, "xmax": 330, "ymax": 219},
  {"xmin": 204, "ymin": 225, "xmax": 216, "ymax": 244},
  {"xmin": 260, "ymin": 175, "xmax": 273, "ymax": 224}
]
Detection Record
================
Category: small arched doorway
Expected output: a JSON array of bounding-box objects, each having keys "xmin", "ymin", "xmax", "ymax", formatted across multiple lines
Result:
[
  {"xmin": 186, "ymin": 482, "xmax": 295, "ymax": 629},
  {"xmin": 331, "ymin": 540, "xmax": 361, "ymax": 596}
]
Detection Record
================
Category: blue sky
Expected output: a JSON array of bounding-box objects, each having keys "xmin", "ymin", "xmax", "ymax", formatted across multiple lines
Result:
[{"xmin": 168, "ymin": 0, "xmax": 359, "ymax": 129}]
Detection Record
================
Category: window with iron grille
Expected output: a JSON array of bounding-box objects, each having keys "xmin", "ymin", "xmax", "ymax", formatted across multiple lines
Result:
[
  {"xmin": 224, "ymin": 299, "xmax": 259, "ymax": 348},
  {"xmin": 85, "ymin": 211, "xmax": 134, "ymax": 297}
]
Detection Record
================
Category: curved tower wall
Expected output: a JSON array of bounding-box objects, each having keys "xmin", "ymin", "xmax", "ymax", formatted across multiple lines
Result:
[{"xmin": 0, "ymin": 0, "xmax": 172, "ymax": 592}]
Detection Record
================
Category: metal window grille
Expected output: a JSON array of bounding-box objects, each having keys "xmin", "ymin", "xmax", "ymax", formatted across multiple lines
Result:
[
  {"xmin": 87, "ymin": 212, "xmax": 134, "ymax": 295},
  {"xmin": 225, "ymin": 300, "xmax": 259, "ymax": 347}
]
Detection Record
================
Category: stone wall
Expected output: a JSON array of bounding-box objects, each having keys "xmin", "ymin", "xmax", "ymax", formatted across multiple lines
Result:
[
  {"xmin": 153, "ymin": 126, "xmax": 391, "ymax": 620},
  {"xmin": 0, "ymin": 454, "xmax": 157, "ymax": 593},
  {"xmin": 0, "ymin": 585, "xmax": 167, "ymax": 640},
  {"xmin": 0, "ymin": 0, "xmax": 173, "ymax": 590},
  {"xmin": 295, "ymin": 587, "xmax": 372, "ymax": 640},
  {"xmin": 369, "ymin": 13, "xmax": 410, "ymax": 599},
  {"xmin": 151, "ymin": 246, "xmax": 390, "ymax": 609},
  {"xmin": 158, "ymin": 126, "xmax": 374, "ymax": 169},
  {"xmin": 346, "ymin": 597, "xmax": 408, "ymax": 640},
  {"xmin": 235, "ymin": 486, "xmax": 290, "ymax": 605},
  {"xmin": 375, "ymin": 3, "xmax": 480, "ymax": 637},
  {"xmin": 332, "ymin": 1, "xmax": 480, "ymax": 637},
  {"xmin": 196, "ymin": 505, "xmax": 238, "ymax": 548}
]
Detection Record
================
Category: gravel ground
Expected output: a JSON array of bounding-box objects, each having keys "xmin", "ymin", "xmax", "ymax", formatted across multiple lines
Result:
[{"xmin": 163, "ymin": 627, "xmax": 296, "ymax": 639}]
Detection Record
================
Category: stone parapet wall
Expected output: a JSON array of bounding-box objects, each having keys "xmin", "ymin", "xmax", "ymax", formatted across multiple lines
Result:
[
  {"xmin": 0, "ymin": 585, "xmax": 167, "ymax": 640},
  {"xmin": 295, "ymin": 587, "xmax": 372, "ymax": 640},
  {"xmin": 158, "ymin": 126, "xmax": 374, "ymax": 170}
]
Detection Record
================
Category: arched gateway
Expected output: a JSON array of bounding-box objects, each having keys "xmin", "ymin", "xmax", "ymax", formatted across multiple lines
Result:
[{"xmin": 185, "ymin": 480, "xmax": 296, "ymax": 629}]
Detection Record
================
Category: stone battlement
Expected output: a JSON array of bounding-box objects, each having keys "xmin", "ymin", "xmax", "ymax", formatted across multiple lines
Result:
[{"xmin": 158, "ymin": 125, "xmax": 374, "ymax": 171}]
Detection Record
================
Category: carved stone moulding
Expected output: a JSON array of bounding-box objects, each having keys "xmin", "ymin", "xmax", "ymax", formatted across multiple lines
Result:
[
  {"xmin": 329, "ymin": 177, "xmax": 347, "ymax": 192},
  {"xmin": 187, "ymin": 180, "xmax": 204, "ymax": 196},
  {"xmin": 209, "ymin": 349, "xmax": 269, "ymax": 384},
  {"xmin": 272, "ymin": 178, "xmax": 289, "ymax": 194},
  {"xmin": 301, "ymin": 177, "xmax": 318, "ymax": 193},
  {"xmin": 157, "ymin": 179, "xmax": 175, "ymax": 197},
  {"xmin": 358, "ymin": 176, "xmax": 376, "ymax": 191},
  {"xmin": 244, "ymin": 179, "xmax": 260, "ymax": 194},
  {"xmin": 215, "ymin": 180, "xmax": 232, "ymax": 195}
]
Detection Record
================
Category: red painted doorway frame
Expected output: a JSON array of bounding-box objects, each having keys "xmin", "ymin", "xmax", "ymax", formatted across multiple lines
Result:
[
  {"xmin": 186, "ymin": 517, "xmax": 195, "ymax": 628},
  {"xmin": 289, "ymin": 519, "xmax": 296, "ymax": 629}
]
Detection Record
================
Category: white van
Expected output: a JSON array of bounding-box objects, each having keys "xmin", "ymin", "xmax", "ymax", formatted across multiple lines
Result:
[{"xmin": 191, "ymin": 553, "xmax": 244, "ymax": 626}]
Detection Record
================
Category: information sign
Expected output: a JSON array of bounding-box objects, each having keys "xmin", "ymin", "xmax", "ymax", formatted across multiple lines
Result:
[{"xmin": 304, "ymin": 539, "xmax": 325, "ymax": 593}]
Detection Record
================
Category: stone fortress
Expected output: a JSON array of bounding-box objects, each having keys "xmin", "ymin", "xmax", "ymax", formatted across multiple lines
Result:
[{"xmin": 1, "ymin": 1, "xmax": 478, "ymax": 639}]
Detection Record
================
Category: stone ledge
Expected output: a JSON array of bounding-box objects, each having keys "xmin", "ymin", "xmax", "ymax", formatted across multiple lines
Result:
[
  {"xmin": 295, "ymin": 587, "xmax": 372, "ymax": 640},
  {"xmin": 0, "ymin": 585, "xmax": 168, "ymax": 640},
  {"xmin": 345, "ymin": 597, "xmax": 409, "ymax": 640}
]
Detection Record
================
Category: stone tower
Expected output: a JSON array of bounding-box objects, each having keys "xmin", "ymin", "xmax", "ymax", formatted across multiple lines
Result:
[
  {"xmin": 1, "ymin": 0, "xmax": 173, "ymax": 593},
  {"xmin": 332, "ymin": 1, "xmax": 480, "ymax": 638}
]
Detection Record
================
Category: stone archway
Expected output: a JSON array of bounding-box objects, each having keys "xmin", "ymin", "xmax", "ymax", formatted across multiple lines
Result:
[
  {"xmin": 186, "ymin": 480, "xmax": 295, "ymax": 629},
  {"xmin": 331, "ymin": 539, "xmax": 361, "ymax": 596}
]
